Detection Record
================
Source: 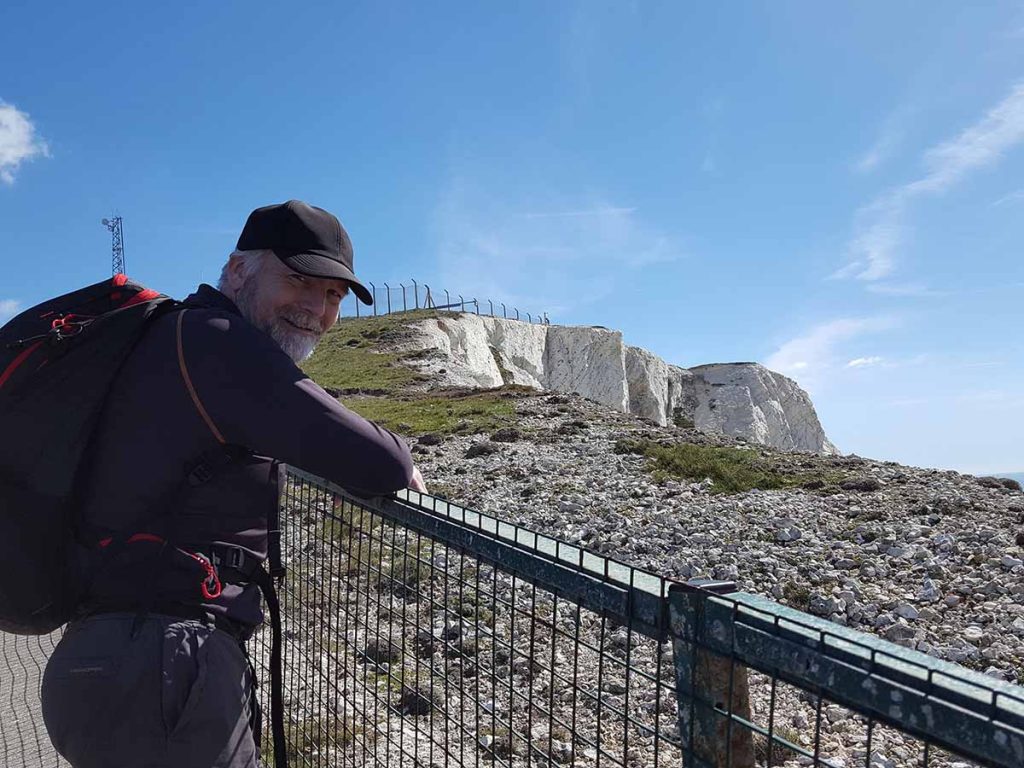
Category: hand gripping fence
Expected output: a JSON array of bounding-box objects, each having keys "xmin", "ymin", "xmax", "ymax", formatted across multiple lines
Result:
[{"xmin": 3, "ymin": 465, "xmax": 1024, "ymax": 767}]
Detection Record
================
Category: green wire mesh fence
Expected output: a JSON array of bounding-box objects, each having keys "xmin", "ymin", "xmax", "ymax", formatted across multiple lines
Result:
[
  {"xmin": 3, "ymin": 465, "xmax": 1023, "ymax": 767},
  {"xmin": 250, "ymin": 467, "xmax": 1024, "ymax": 767}
]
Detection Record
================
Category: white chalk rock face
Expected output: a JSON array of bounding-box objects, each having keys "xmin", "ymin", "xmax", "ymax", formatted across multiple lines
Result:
[
  {"xmin": 409, "ymin": 314, "xmax": 504, "ymax": 388},
  {"xmin": 400, "ymin": 315, "xmax": 837, "ymax": 454},
  {"xmin": 624, "ymin": 346, "xmax": 697, "ymax": 426},
  {"xmin": 543, "ymin": 326, "xmax": 629, "ymax": 412},
  {"xmin": 689, "ymin": 363, "xmax": 838, "ymax": 454}
]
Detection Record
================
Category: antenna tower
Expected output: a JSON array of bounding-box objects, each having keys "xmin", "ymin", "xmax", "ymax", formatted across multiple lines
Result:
[{"xmin": 102, "ymin": 216, "xmax": 126, "ymax": 276}]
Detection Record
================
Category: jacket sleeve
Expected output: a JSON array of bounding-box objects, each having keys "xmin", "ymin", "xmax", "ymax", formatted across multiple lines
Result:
[{"xmin": 181, "ymin": 310, "xmax": 414, "ymax": 496}]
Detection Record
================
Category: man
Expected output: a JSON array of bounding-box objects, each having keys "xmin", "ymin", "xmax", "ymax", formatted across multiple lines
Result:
[{"xmin": 41, "ymin": 200, "xmax": 424, "ymax": 767}]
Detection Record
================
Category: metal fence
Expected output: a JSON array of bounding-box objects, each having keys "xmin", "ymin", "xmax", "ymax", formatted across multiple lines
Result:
[
  {"xmin": 257, "ymin": 467, "xmax": 1024, "ymax": 768},
  {"xmin": 340, "ymin": 280, "xmax": 550, "ymax": 324},
  {"xmin": 3, "ymin": 467, "xmax": 1024, "ymax": 767}
]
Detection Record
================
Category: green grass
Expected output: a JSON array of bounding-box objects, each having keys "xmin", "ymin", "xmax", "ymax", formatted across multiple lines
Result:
[
  {"xmin": 281, "ymin": 715, "xmax": 368, "ymax": 761},
  {"xmin": 615, "ymin": 438, "xmax": 826, "ymax": 494},
  {"xmin": 301, "ymin": 311, "xmax": 439, "ymax": 393},
  {"xmin": 753, "ymin": 726, "xmax": 802, "ymax": 764},
  {"xmin": 341, "ymin": 390, "xmax": 516, "ymax": 436}
]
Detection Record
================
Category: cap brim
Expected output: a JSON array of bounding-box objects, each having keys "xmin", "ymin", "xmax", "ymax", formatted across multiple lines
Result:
[{"xmin": 279, "ymin": 251, "xmax": 373, "ymax": 305}]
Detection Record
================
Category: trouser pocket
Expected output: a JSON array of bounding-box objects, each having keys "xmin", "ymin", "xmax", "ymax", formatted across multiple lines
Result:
[
  {"xmin": 41, "ymin": 614, "xmax": 163, "ymax": 768},
  {"xmin": 160, "ymin": 620, "xmax": 210, "ymax": 737}
]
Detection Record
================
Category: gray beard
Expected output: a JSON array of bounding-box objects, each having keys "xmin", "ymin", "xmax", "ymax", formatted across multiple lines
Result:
[{"xmin": 234, "ymin": 280, "xmax": 320, "ymax": 364}]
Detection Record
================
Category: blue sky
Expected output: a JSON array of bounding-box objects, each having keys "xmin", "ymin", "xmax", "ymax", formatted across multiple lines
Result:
[{"xmin": 2, "ymin": 1, "xmax": 1022, "ymax": 474}]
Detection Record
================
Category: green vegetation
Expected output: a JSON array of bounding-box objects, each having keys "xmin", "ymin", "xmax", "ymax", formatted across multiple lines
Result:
[
  {"xmin": 781, "ymin": 581, "xmax": 812, "ymax": 611},
  {"xmin": 388, "ymin": 547, "xmax": 434, "ymax": 592},
  {"xmin": 615, "ymin": 438, "xmax": 837, "ymax": 494},
  {"xmin": 671, "ymin": 407, "xmax": 695, "ymax": 429},
  {"xmin": 282, "ymin": 715, "xmax": 367, "ymax": 761},
  {"xmin": 341, "ymin": 391, "xmax": 516, "ymax": 436},
  {"xmin": 300, "ymin": 309, "xmax": 535, "ymax": 442},
  {"xmin": 301, "ymin": 311, "xmax": 439, "ymax": 393},
  {"xmin": 753, "ymin": 726, "xmax": 802, "ymax": 764}
]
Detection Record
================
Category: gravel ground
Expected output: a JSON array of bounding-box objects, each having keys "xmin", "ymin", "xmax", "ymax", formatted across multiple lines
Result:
[{"xmin": 381, "ymin": 390, "xmax": 1024, "ymax": 768}]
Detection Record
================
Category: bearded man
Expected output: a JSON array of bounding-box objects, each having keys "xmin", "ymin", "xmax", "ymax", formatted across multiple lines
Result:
[{"xmin": 41, "ymin": 200, "xmax": 423, "ymax": 768}]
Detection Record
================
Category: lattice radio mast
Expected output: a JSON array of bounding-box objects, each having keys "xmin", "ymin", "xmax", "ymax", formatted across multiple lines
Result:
[{"xmin": 102, "ymin": 216, "xmax": 125, "ymax": 276}]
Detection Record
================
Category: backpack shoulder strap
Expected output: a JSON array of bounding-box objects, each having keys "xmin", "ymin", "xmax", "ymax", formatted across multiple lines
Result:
[{"xmin": 176, "ymin": 308, "xmax": 226, "ymax": 445}]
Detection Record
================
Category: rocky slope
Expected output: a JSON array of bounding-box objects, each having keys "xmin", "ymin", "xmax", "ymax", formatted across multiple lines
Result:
[
  {"xmin": 398, "ymin": 313, "xmax": 836, "ymax": 454},
  {"xmin": 403, "ymin": 390, "xmax": 1024, "ymax": 678},
  {"xmin": 396, "ymin": 389, "xmax": 1023, "ymax": 765}
]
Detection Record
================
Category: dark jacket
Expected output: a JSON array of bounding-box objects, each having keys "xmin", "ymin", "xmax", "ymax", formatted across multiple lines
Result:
[{"xmin": 78, "ymin": 284, "xmax": 413, "ymax": 630}]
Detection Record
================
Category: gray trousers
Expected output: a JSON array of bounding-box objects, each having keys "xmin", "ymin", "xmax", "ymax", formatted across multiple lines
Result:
[{"xmin": 41, "ymin": 612, "xmax": 260, "ymax": 768}]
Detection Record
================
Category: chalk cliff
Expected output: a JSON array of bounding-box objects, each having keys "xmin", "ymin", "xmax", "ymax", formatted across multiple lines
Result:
[{"xmin": 399, "ymin": 314, "xmax": 837, "ymax": 454}]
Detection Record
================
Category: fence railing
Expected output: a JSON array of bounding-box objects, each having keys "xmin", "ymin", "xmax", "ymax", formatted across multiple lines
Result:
[
  {"xmin": 4, "ymin": 466, "xmax": 1024, "ymax": 767},
  {"xmin": 340, "ymin": 280, "xmax": 550, "ymax": 324},
  {"xmin": 254, "ymin": 467, "xmax": 1024, "ymax": 768}
]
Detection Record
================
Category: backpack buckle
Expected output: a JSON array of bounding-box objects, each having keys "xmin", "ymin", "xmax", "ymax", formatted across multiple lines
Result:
[
  {"xmin": 211, "ymin": 545, "xmax": 248, "ymax": 573},
  {"xmin": 188, "ymin": 462, "xmax": 214, "ymax": 486}
]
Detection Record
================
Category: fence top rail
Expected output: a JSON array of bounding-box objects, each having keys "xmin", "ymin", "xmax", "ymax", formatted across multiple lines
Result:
[
  {"xmin": 677, "ymin": 587, "xmax": 1024, "ymax": 767},
  {"xmin": 393, "ymin": 487, "xmax": 671, "ymax": 598},
  {"xmin": 723, "ymin": 590, "xmax": 1024, "ymax": 715},
  {"xmin": 284, "ymin": 466, "xmax": 672, "ymax": 600},
  {"xmin": 282, "ymin": 467, "xmax": 676, "ymax": 635}
]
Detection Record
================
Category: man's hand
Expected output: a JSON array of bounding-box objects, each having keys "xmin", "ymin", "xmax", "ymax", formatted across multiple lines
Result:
[{"xmin": 408, "ymin": 465, "xmax": 428, "ymax": 494}]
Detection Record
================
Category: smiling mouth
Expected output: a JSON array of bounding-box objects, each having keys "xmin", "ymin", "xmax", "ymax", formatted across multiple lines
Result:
[{"xmin": 283, "ymin": 319, "xmax": 319, "ymax": 336}]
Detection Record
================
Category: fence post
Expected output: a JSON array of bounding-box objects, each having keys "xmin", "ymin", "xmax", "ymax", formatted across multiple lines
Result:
[
  {"xmin": 527, "ymin": 312, "xmax": 532, "ymax": 323},
  {"xmin": 444, "ymin": 290, "xmax": 450, "ymax": 310},
  {"xmin": 473, "ymin": 299, "xmax": 479, "ymax": 315},
  {"xmin": 369, "ymin": 282, "xmax": 377, "ymax": 316},
  {"xmin": 383, "ymin": 282, "xmax": 392, "ymax": 314},
  {"xmin": 400, "ymin": 283, "xmax": 408, "ymax": 312},
  {"xmin": 424, "ymin": 284, "xmax": 432, "ymax": 309},
  {"xmin": 515, "ymin": 309, "xmax": 520, "ymax": 321},
  {"xmin": 355, "ymin": 295, "xmax": 360, "ymax": 318},
  {"xmin": 488, "ymin": 300, "xmax": 493, "ymax": 316},
  {"xmin": 669, "ymin": 582, "xmax": 754, "ymax": 768},
  {"xmin": 459, "ymin": 295, "xmax": 465, "ymax": 312},
  {"xmin": 501, "ymin": 303, "xmax": 506, "ymax": 319},
  {"xmin": 412, "ymin": 279, "xmax": 419, "ymax": 309}
]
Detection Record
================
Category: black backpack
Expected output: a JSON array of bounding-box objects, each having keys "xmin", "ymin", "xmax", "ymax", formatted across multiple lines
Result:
[
  {"xmin": 0, "ymin": 275, "xmax": 176, "ymax": 635},
  {"xmin": 0, "ymin": 275, "xmax": 291, "ymax": 767}
]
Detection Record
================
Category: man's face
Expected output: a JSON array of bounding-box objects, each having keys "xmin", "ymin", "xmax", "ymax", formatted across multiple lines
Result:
[{"xmin": 233, "ymin": 254, "xmax": 349, "ymax": 363}]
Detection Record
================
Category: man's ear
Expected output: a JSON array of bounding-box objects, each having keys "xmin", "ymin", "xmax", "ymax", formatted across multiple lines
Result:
[{"xmin": 224, "ymin": 254, "xmax": 246, "ymax": 295}]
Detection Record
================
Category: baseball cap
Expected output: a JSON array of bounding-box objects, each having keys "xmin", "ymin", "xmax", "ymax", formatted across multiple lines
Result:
[{"xmin": 236, "ymin": 200, "xmax": 373, "ymax": 305}]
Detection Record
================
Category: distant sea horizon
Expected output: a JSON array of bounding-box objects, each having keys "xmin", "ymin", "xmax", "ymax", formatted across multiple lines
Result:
[{"xmin": 989, "ymin": 471, "xmax": 1024, "ymax": 485}]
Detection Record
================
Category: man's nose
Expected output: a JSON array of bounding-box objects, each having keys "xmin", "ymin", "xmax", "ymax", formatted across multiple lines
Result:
[{"xmin": 298, "ymin": 286, "xmax": 327, "ymax": 315}]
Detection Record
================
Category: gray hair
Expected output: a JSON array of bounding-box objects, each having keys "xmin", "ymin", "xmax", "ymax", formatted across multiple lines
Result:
[{"xmin": 216, "ymin": 249, "xmax": 276, "ymax": 293}]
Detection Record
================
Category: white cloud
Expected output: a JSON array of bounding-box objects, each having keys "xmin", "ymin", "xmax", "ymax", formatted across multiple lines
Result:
[
  {"xmin": 432, "ymin": 181, "xmax": 684, "ymax": 315},
  {"xmin": 909, "ymin": 83, "xmax": 1024, "ymax": 195},
  {"xmin": 846, "ymin": 356, "xmax": 884, "ymax": 368},
  {"xmin": 764, "ymin": 317, "xmax": 894, "ymax": 392},
  {"xmin": 0, "ymin": 101, "xmax": 49, "ymax": 184},
  {"xmin": 833, "ymin": 198, "xmax": 904, "ymax": 280},
  {"xmin": 855, "ymin": 112, "xmax": 906, "ymax": 174},
  {"xmin": 0, "ymin": 299, "xmax": 19, "ymax": 319},
  {"xmin": 993, "ymin": 189, "xmax": 1024, "ymax": 206},
  {"xmin": 838, "ymin": 82, "xmax": 1024, "ymax": 281},
  {"xmin": 865, "ymin": 282, "xmax": 947, "ymax": 298}
]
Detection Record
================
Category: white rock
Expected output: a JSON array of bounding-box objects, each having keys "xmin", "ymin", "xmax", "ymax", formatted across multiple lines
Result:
[
  {"xmin": 401, "ymin": 315, "xmax": 837, "ymax": 453},
  {"xmin": 894, "ymin": 603, "xmax": 920, "ymax": 621}
]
